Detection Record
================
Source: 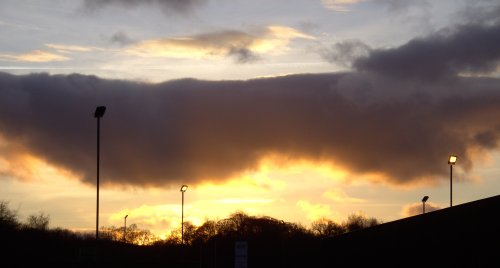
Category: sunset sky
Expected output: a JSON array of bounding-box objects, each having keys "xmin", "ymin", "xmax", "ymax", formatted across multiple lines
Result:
[{"xmin": 1, "ymin": 0, "xmax": 500, "ymax": 239}]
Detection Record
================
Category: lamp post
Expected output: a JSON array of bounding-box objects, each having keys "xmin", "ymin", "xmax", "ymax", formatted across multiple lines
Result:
[
  {"xmin": 94, "ymin": 106, "xmax": 106, "ymax": 241},
  {"xmin": 422, "ymin": 196, "xmax": 429, "ymax": 214},
  {"xmin": 124, "ymin": 214, "xmax": 128, "ymax": 243},
  {"xmin": 180, "ymin": 184, "xmax": 188, "ymax": 244},
  {"xmin": 448, "ymin": 155, "xmax": 457, "ymax": 207}
]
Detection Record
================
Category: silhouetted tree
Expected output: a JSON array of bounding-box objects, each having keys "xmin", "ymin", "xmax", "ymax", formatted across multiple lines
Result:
[
  {"xmin": 127, "ymin": 224, "xmax": 157, "ymax": 245},
  {"xmin": 344, "ymin": 213, "xmax": 380, "ymax": 232},
  {"xmin": 25, "ymin": 212, "xmax": 50, "ymax": 230},
  {"xmin": 182, "ymin": 221, "xmax": 198, "ymax": 245},
  {"xmin": 192, "ymin": 219, "xmax": 218, "ymax": 243},
  {"xmin": 216, "ymin": 210, "xmax": 249, "ymax": 237},
  {"xmin": 163, "ymin": 228, "xmax": 182, "ymax": 245},
  {"xmin": 101, "ymin": 223, "xmax": 159, "ymax": 245},
  {"xmin": 311, "ymin": 218, "xmax": 346, "ymax": 237},
  {"xmin": 0, "ymin": 201, "xmax": 19, "ymax": 228}
]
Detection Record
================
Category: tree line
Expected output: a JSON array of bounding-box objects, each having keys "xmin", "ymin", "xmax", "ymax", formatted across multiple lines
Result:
[
  {"xmin": 1, "ymin": 200, "xmax": 381, "ymax": 267},
  {"xmin": 1, "ymin": 200, "xmax": 381, "ymax": 245}
]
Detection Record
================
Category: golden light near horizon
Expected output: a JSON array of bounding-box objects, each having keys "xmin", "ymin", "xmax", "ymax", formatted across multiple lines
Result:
[
  {"xmin": 5, "ymin": 149, "xmax": 372, "ymax": 239},
  {"xmin": 2, "ymin": 144, "xmax": 500, "ymax": 243},
  {"xmin": 0, "ymin": 146, "xmax": 441, "ymax": 241},
  {"xmin": 106, "ymin": 157, "xmax": 364, "ymax": 239},
  {"xmin": 3, "ymin": 144, "xmax": 491, "ymax": 241}
]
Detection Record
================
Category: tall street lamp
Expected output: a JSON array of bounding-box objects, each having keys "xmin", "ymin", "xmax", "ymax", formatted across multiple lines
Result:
[
  {"xmin": 448, "ymin": 155, "xmax": 457, "ymax": 207},
  {"xmin": 124, "ymin": 214, "xmax": 128, "ymax": 243},
  {"xmin": 422, "ymin": 196, "xmax": 429, "ymax": 214},
  {"xmin": 94, "ymin": 106, "xmax": 106, "ymax": 241},
  {"xmin": 180, "ymin": 184, "xmax": 188, "ymax": 244}
]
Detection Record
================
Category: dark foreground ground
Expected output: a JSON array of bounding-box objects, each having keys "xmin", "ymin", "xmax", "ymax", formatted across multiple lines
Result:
[{"xmin": 2, "ymin": 195, "xmax": 500, "ymax": 267}]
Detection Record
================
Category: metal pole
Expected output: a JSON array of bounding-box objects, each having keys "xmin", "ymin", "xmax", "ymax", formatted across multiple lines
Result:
[
  {"xmin": 450, "ymin": 164, "xmax": 453, "ymax": 207},
  {"xmin": 96, "ymin": 116, "xmax": 100, "ymax": 240},
  {"xmin": 124, "ymin": 215, "xmax": 127, "ymax": 242},
  {"xmin": 182, "ymin": 190, "xmax": 184, "ymax": 244},
  {"xmin": 422, "ymin": 202, "xmax": 425, "ymax": 214}
]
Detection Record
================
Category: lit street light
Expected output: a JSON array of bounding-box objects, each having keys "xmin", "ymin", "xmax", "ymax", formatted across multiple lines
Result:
[
  {"xmin": 422, "ymin": 196, "xmax": 429, "ymax": 214},
  {"xmin": 94, "ymin": 106, "xmax": 106, "ymax": 241},
  {"xmin": 123, "ymin": 215, "xmax": 129, "ymax": 243},
  {"xmin": 180, "ymin": 185, "xmax": 188, "ymax": 244},
  {"xmin": 448, "ymin": 155, "xmax": 457, "ymax": 207}
]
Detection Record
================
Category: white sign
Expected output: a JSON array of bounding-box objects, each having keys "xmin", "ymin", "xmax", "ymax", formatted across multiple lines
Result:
[{"xmin": 235, "ymin": 241, "xmax": 248, "ymax": 268}]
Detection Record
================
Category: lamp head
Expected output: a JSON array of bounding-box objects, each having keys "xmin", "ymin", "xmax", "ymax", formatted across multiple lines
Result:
[
  {"xmin": 180, "ymin": 185, "xmax": 188, "ymax": 192},
  {"xmin": 94, "ymin": 106, "xmax": 106, "ymax": 118},
  {"xmin": 448, "ymin": 155, "xmax": 457, "ymax": 165},
  {"xmin": 125, "ymin": 215, "xmax": 128, "ymax": 219},
  {"xmin": 422, "ymin": 196, "xmax": 429, "ymax": 202}
]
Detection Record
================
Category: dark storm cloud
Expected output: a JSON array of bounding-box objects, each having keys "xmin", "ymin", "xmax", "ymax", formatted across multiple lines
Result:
[
  {"xmin": 110, "ymin": 31, "xmax": 135, "ymax": 46},
  {"xmin": 228, "ymin": 47, "xmax": 259, "ymax": 63},
  {"xmin": 1, "ymin": 69, "xmax": 500, "ymax": 188},
  {"xmin": 319, "ymin": 40, "xmax": 371, "ymax": 67},
  {"xmin": 353, "ymin": 22, "xmax": 500, "ymax": 80},
  {"xmin": 83, "ymin": 0, "xmax": 206, "ymax": 13},
  {"xmin": 455, "ymin": 0, "xmax": 500, "ymax": 25},
  {"xmin": 376, "ymin": 0, "xmax": 430, "ymax": 13}
]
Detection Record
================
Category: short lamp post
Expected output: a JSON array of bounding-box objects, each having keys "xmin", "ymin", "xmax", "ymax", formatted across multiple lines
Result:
[
  {"xmin": 124, "ymin": 214, "xmax": 128, "ymax": 243},
  {"xmin": 422, "ymin": 196, "xmax": 429, "ymax": 214},
  {"xmin": 448, "ymin": 155, "xmax": 457, "ymax": 207},
  {"xmin": 180, "ymin": 185, "xmax": 188, "ymax": 244}
]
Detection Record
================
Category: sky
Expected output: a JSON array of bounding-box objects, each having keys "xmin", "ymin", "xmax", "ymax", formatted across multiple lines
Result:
[{"xmin": 1, "ymin": 0, "xmax": 500, "ymax": 239}]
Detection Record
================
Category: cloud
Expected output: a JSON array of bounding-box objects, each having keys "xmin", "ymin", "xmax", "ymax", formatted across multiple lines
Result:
[
  {"xmin": 45, "ymin": 44, "xmax": 95, "ymax": 53},
  {"xmin": 402, "ymin": 202, "xmax": 441, "ymax": 217},
  {"xmin": 323, "ymin": 0, "xmax": 431, "ymax": 13},
  {"xmin": 0, "ymin": 50, "xmax": 70, "ymax": 62},
  {"xmin": 82, "ymin": 0, "xmax": 206, "ymax": 13},
  {"xmin": 376, "ymin": 0, "xmax": 430, "ymax": 13},
  {"xmin": 318, "ymin": 40, "xmax": 371, "ymax": 67},
  {"xmin": 454, "ymin": 0, "xmax": 500, "ymax": 25},
  {"xmin": 321, "ymin": 0, "xmax": 365, "ymax": 12},
  {"xmin": 124, "ymin": 26, "xmax": 314, "ymax": 63},
  {"xmin": 109, "ymin": 31, "xmax": 136, "ymax": 46},
  {"xmin": 1, "ymin": 68, "xmax": 500, "ymax": 188},
  {"xmin": 1, "ymin": 18, "xmax": 500, "ymax": 189},
  {"xmin": 297, "ymin": 200, "xmax": 334, "ymax": 221},
  {"xmin": 323, "ymin": 188, "xmax": 365, "ymax": 203},
  {"xmin": 353, "ymin": 22, "xmax": 500, "ymax": 80}
]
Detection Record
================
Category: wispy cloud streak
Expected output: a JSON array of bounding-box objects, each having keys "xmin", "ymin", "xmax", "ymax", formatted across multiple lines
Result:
[
  {"xmin": 0, "ymin": 50, "xmax": 70, "ymax": 62},
  {"xmin": 124, "ymin": 26, "xmax": 314, "ymax": 63},
  {"xmin": 82, "ymin": 0, "xmax": 207, "ymax": 13}
]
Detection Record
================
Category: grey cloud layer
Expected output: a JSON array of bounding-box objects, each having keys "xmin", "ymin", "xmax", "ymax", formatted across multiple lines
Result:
[
  {"xmin": 1, "ymin": 70, "xmax": 499, "ymax": 188},
  {"xmin": 354, "ymin": 22, "xmax": 500, "ymax": 80},
  {"xmin": 319, "ymin": 40, "xmax": 371, "ymax": 67},
  {"xmin": 320, "ymin": 21, "xmax": 500, "ymax": 78},
  {"xmin": 1, "ymin": 14, "xmax": 500, "ymax": 188}
]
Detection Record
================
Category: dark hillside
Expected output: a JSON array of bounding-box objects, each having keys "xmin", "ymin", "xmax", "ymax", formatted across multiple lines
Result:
[{"xmin": 321, "ymin": 195, "xmax": 500, "ymax": 267}]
